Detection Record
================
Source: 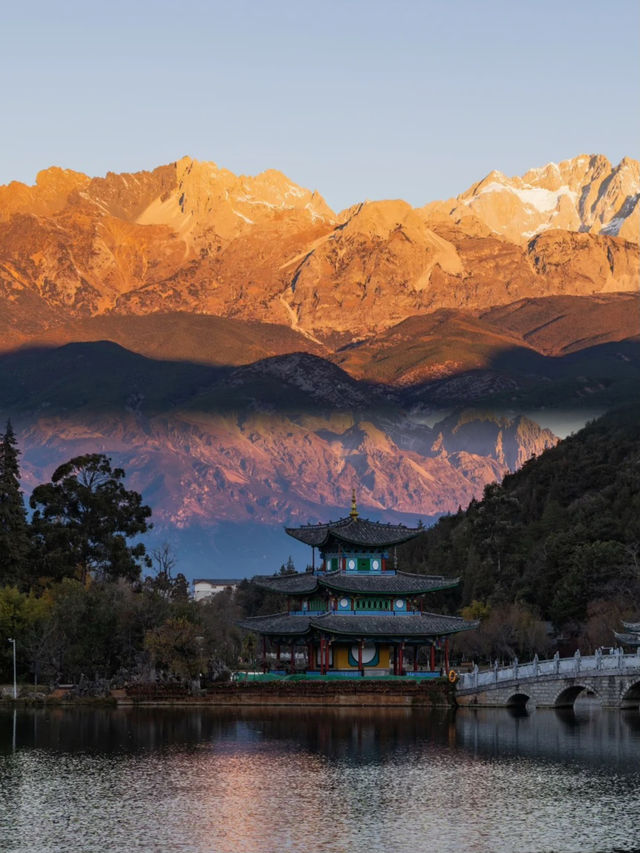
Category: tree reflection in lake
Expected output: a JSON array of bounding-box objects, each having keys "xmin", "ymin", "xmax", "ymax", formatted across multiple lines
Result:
[{"xmin": 2, "ymin": 705, "xmax": 640, "ymax": 852}]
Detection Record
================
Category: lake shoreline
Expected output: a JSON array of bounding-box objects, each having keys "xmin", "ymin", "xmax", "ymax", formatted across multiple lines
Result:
[{"xmin": 1, "ymin": 678, "xmax": 456, "ymax": 708}]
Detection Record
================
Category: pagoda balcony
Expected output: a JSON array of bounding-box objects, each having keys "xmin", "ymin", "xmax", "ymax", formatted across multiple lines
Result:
[{"xmin": 289, "ymin": 603, "xmax": 422, "ymax": 615}]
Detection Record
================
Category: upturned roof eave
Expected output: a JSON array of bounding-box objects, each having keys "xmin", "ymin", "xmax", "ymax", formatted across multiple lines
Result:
[
  {"xmin": 236, "ymin": 612, "xmax": 313, "ymax": 636},
  {"xmin": 251, "ymin": 574, "xmax": 320, "ymax": 594},
  {"xmin": 614, "ymin": 631, "xmax": 640, "ymax": 645},
  {"xmin": 284, "ymin": 525, "xmax": 329, "ymax": 547}
]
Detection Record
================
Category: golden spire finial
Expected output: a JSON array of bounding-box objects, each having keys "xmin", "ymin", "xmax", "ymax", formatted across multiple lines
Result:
[{"xmin": 350, "ymin": 488, "xmax": 358, "ymax": 519}]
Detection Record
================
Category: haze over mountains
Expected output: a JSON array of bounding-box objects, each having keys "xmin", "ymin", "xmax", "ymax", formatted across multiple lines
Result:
[{"xmin": 1, "ymin": 153, "xmax": 637, "ymax": 573}]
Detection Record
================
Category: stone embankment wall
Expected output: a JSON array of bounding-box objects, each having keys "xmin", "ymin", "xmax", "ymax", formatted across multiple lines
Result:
[{"xmin": 115, "ymin": 680, "xmax": 455, "ymax": 708}]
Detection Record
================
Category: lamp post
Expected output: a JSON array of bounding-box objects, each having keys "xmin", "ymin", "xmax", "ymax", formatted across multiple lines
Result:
[{"xmin": 8, "ymin": 638, "xmax": 17, "ymax": 700}]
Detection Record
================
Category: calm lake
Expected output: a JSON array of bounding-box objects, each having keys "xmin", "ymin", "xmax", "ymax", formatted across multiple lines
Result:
[{"xmin": 2, "ymin": 705, "xmax": 640, "ymax": 852}]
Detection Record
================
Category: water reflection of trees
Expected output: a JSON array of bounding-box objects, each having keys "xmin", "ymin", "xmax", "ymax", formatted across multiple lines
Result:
[
  {"xmin": 0, "ymin": 708, "xmax": 236, "ymax": 754},
  {"xmin": 0, "ymin": 707, "xmax": 458, "ymax": 760},
  {"xmin": 7, "ymin": 706, "xmax": 640, "ymax": 773},
  {"xmin": 241, "ymin": 707, "xmax": 455, "ymax": 762}
]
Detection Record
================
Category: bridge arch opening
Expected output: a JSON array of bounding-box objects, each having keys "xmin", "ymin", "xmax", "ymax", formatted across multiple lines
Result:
[
  {"xmin": 554, "ymin": 685, "xmax": 601, "ymax": 709},
  {"xmin": 506, "ymin": 692, "xmax": 531, "ymax": 710},
  {"xmin": 620, "ymin": 680, "xmax": 640, "ymax": 710}
]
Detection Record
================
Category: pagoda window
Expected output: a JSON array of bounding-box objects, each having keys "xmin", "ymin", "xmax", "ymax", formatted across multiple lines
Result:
[{"xmin": 356, "ymin": 597, "xmax": 390, "ymax": 611}]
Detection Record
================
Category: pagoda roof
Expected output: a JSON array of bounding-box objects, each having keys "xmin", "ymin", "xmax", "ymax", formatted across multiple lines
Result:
[
  {"xmin": 252, "ymin": 573, "xmax": 319, "ymax": 594},
  {"xmin": 310, "ymin": 612, "xmax": 478, "ymax": 638},
  {"xmin": 237, "ymin": 613, "xmax": 312, "ymax": 636},
  {"xmin": 251, "ymin": 570, "xmax": 459, "ymax": 596},
  {"xmin": 615, "ymin": 631, "xmax": 640, "ymax": 645},
  {"xmin": 622, "ymin": 621, "xmax": 640, "ymax": 633},
  {"xmin": 320, "ymin": 571, "xmax": 459, "ymax": 595},
  {"xmin": 286, "ymin": 515, "xmax": 421, "ymax": 549},
  {"xmin": 237, "ymin": 611, "xmax": 477, "ymax": 638}
]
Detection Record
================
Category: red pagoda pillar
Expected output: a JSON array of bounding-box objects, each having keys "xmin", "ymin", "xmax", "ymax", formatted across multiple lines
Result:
[
  {"xmin": 398, "ymin": 642, "xmax": 405, "ymax": 676},
  {"xmin": 444, "ymin": 637, "xmax": 450, "ymax": 674},
  {"xmin": 430, "ymin": 644, "xmax": 435, "ymax": 672}
]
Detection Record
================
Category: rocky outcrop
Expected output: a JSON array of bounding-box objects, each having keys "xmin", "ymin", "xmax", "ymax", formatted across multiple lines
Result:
[
  {"xmin": 17, "ymin": 408, "xmax": 556, "ymax": 528},
  {"xmin": 423, "ymin": 154, "xmax": 639, "ymax": 243},
  {"xmin": 0, "ymin": 154, "xmax": 637, "ymax": 347},
  {"xmin": 3, "ymin": 341, "xmax": 557, "ymax": 528}
]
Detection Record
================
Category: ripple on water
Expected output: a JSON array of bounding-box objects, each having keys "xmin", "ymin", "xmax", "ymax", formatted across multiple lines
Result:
[{"xmin": 1, "ymin": 707, "xmax": 640, "ymax": 853}]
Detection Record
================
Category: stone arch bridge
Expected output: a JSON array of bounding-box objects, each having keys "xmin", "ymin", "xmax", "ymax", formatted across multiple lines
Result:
[{"xmin": 456, "ymin": 651, "xmax": 640, "ymax": 709}]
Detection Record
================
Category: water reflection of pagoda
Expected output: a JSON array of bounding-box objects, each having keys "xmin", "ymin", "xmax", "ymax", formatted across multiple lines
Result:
[{"xmin": 238, "ymin": 494, "xmax": 477, "ymax": 677}]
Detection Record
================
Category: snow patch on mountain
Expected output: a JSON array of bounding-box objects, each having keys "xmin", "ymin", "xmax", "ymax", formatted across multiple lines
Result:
[{"xmin": 468, "ymin": 181, "xmax": 577, "ymax": 213}]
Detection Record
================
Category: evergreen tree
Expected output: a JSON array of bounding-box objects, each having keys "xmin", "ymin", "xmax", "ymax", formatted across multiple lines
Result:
[
  {"xmin": 398, "ymin": 402, "xmax": 640, "ymax": 631},
  {"xmin": 0, "ymin": 420, "xmax": 30, "ymax": 586},
  {"xmin": 30, "ymin": 453, "xmax": 152, "ymax": 583}
]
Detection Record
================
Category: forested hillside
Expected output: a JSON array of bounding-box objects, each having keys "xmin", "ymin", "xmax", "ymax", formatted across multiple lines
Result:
[{"xmin": 399, "ymin": 404, "xmax": 640, "ymax": 650}]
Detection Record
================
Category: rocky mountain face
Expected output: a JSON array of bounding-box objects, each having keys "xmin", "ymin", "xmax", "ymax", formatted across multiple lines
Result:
[
  {"xmin": 1, "ymin": 153, "xmax": 637, "ymax": 573},
  {"xmin": 423, "ymin": 154, "xmax": 640, "ymax": 243},
  {"xmin": 5, "ymin": 330, "xmax": 635, "ymax": 573},
  {"xmin": 0, "ymin": 154, "xmax": 637, "ymax": 347},
  {"xmin": 3, "ymin": 342, "xmax": 557, "ymax": 561}
]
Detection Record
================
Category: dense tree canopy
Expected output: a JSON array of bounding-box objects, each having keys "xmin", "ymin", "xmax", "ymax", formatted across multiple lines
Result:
[
  {"xmin": 30, "ymin": 454, "xmax": 153, "ymax": 584},
  {"xmin": 399, "ymin": 403, "xmax": 640, "ymax": 644},
  {"xmin": 0, "ymin": 435, "xmax": 251, "ymax": 687}
]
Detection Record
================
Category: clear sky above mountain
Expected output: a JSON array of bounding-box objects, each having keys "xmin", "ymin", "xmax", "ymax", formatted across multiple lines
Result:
[{"xmin": 2, "ymin": 0, "xmax": 638, "ymax": 212}]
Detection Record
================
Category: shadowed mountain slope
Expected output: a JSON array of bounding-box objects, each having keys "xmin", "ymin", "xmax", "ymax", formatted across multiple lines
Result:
[{"xmin": 0, "ymin": 343, "xmax": 556, "ymax": 565}]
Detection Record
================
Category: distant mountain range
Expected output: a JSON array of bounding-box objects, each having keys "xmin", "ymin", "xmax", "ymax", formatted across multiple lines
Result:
[{"xmin": 1, "ymin": 153, "xmax": 637, "ymax": 574}]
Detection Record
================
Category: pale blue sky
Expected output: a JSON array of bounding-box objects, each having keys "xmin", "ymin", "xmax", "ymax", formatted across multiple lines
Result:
[{"xmin": 1, "ymin": 0, "xmax": 638, "ymax": 212}]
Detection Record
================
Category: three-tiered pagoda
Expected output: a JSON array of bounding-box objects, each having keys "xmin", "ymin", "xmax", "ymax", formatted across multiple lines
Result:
[{"xmin": 239, "ymin": 494, "xmax": 477, "ymax": 677}]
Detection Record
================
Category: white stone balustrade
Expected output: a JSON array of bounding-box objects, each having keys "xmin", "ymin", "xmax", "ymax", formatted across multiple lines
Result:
[{"xmin": 458, "ymin": 649, "xmax": 640, "ymax": 690}]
